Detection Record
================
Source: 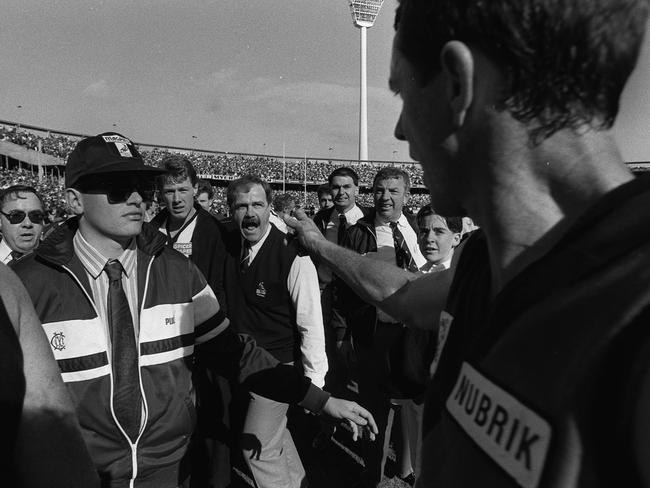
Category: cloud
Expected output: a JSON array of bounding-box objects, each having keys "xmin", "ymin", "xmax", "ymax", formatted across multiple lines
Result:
[{"xmin": 82, "ymin": 79, "xmax": 111, "ymax": 98}]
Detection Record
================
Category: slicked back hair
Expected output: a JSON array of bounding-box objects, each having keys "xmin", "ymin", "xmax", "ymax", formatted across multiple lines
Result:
[{"xmin": 395, "ymin": 0, "xmax": 649, "ymax": 142}]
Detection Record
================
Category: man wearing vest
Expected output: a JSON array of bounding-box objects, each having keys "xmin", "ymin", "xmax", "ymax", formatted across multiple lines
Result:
[
  {"xmin": 13, "ymin": 133, "xmax": 376, "ymax": 487},
  {"xmin": 152, "ymin": 156, "xmax": 231, "ymax": 488},
  {"xmin": 339, "ymin": 167, "xmax": 425, "ymax": 488},
  {"xmin": 221, "ymin": 174, "xmax": 328, "ymax": 488},
  {"xmin": 285, "ymin": 0, "xmax": 650, "ymax": 486}
]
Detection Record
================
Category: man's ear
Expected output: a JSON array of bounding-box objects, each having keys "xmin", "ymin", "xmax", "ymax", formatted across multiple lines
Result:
[
  {"xmin": 452, "ymin": 232, "xmax": 462, "ymax": 248},
  {"xmin": 440, "ymin": 40, "xmax": 474, "ymax": 128},
  {"xmin": 193, "ymin": 184, "xmax": 198, "ymax": 197},
  {"xmin": 66, "ymin": 188, "xmax": 84, "ymax": 216}
]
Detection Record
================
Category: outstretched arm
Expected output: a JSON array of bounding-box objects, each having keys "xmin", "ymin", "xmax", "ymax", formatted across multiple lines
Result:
[
  {"xmin": 0, "ymin": 264, "xmax": 99, "ymax": 488},
  {"xmin": 285, "ymin": 209, "xmax": 452, "ymax": 330}
]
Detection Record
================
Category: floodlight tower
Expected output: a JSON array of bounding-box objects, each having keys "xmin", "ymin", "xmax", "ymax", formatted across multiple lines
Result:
[{"xmin": 349, "ymin": 0, "xmax": 384, "ymax": 161}]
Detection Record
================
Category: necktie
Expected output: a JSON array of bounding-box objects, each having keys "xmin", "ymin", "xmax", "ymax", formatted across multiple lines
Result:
[
  {"xmin": 337, "ymin": 213, "xmax": 347, "ymax": 245},
  {"xmin": 240, "ymin": 240, "xmax": 251, "ymax": 273},
  {"xmin": 105, "ymin": 260, "xmax": 141, "ymax": 442},
  {"xmin": 390, "ymin": 221, "xmax": 419, "ymax": 273}
]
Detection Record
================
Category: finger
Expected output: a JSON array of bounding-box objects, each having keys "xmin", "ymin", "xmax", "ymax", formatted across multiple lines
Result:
[
  {"xmin": 365, "ymin": 425, "xmax": 376, "ymax": 442},
  {"xmin": 292, "ymin": 208, "xmax": 309, "ymax": 220},
  {"xmin": 355, "ymin": 407, "xmax": 378, "ymax": 435},
  {"xmin": 348, "ymin": 419, "xmax": 359, "ymax": 441}
]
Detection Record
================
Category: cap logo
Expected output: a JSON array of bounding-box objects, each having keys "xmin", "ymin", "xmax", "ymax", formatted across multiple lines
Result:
[
  {"xmin": 115, "ymin": 142, "xmax": 133, "ymax": 158},
  {"xmin": 102, "ymin": 135, "xmax": 130, "ymax": 144}
]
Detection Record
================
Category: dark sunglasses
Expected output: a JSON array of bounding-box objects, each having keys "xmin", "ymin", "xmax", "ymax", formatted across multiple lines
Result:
[
  {"xmin": 0, "ymin": 209, "xmax": 46, "ymax": 225},
  {"xmin": 77, "ymin": 179, "xmax": 156, "ymax": 204}
]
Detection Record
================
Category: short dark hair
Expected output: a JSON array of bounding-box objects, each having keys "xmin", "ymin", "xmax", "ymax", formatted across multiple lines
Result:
[
  {"xmin": 227, "ymin": 174, "xmax": 273, "ymax": 207},
  {"xmin": 372, "ymin": 167, "xmax": 411, "ymax": 192},
  {"xmin": 196, "ymin": 180, "xmax": 214, "ymax": 200},
  {"xmin": 0, "ymin": 185, "xmax": 44, "ymax": 210},
  {"xmin": 157, "ymin": 155, "xmax": 198, "ymax": 188},
  {"xmin": 272, "ymin": 193, "xmax": 296, "ymax": 212},
  {"xmin": 416, "ymin": 205, "xmax": 463, "ymax": 233},
  {"xmin": 395, "ymin": 0, "xmax": 649, "ymax": 141},
  {"xmin": 328, "ymin": 167, "xmax": 360, "ymax": 186},
  {"xmin": 317, "ymin": 184, "xmax": 332, "ymax": 199}
]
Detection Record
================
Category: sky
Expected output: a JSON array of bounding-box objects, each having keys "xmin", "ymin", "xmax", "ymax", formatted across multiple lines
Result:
[{"xmin": 0, "ymin": 0, "xmax": 649, "ymax": 163}]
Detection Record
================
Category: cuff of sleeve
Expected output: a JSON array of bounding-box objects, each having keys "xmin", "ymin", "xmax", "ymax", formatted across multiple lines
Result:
[{"xmin": 298, "ymin": 383, "xmax": 331, "ymax": 414}]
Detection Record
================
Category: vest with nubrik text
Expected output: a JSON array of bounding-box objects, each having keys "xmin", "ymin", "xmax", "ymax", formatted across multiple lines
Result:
[{"xmin": 224, "ymin": 226, "xmax": 300, "ymax": 363}]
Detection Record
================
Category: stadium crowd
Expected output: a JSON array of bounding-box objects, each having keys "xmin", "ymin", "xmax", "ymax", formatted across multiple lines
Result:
[{"xmin": 2, "ymin": 1, "xmax": 650, "ymax": 488}]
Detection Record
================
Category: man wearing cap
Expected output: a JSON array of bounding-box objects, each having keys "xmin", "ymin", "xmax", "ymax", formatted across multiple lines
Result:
[
  {"xmin": 0, "ymin": 185, "xmax": 46, "ymax": 266},
  {"xmin": 12, "ymin": 132, "xmax": 377, "ymax": 488}
]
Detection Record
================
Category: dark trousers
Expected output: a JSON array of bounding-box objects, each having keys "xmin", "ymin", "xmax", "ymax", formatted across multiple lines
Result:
[{"xmin": 355, "ymin": 321, "xmax": 403, "ymax": 486}]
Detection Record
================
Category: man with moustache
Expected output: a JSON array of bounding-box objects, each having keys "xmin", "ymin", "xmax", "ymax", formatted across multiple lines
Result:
[
  {"xmin": 338, "ymin": 166, "xmax": 425, "ymax": 487},
  {"xmin": 221, "ymin": 174, "xmax": 328, "ymax": 488},
  {"xmin": 0, "ymin": 185, "xmax": 46, "ymax": 265},
  {"xmin": 13, "ymin": 134, "xmax": 374, "ymax": 487},
  {"xmin": 285, "ymin": 0, "xmax": 650, "ymax": 485}
]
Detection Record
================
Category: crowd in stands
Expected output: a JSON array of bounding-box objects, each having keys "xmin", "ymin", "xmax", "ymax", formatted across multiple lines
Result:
[
  {"xmin": 0, "ymin": 123, "xmax": 425, "ymax": 186},
  {"xmin": 0, "ymin": 123, "xmax": 430, "ymax": 217}
]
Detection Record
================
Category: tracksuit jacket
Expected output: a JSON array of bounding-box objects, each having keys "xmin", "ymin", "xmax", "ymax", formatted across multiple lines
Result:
[{"xmin": 13, "ymin": 218, "xmax": 328, "ymax": 488}]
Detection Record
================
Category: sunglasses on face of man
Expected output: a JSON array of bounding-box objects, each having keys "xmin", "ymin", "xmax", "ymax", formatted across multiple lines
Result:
[
  {"xmin": 76, "ymin": 177, "xmax": 156, "ymax": 204},
  {"xmin": 0, "ymin": 209, "xmax": 46, "ymax": 225}
]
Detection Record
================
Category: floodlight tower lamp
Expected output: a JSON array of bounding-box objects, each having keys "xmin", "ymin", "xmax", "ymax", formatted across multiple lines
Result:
[{"xmin": 349, "ymin": 0, "xmax": 384, "ymax": 162}]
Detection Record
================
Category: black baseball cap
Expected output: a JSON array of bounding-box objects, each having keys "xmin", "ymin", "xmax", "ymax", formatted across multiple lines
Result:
[{"xmin": 65, "ymin": 132, "xmax": 165, "ymax": 188}]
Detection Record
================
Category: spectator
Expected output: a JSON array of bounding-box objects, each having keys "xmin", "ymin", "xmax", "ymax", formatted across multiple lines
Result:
[{"xmin": 0, "ymin": 185, "xmax": 46, "ymax": 265}]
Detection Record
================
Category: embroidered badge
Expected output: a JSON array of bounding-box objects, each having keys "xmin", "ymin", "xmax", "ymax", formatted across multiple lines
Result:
[
  {"xmin": 173, "ymin": 242, "xmax": 192, "ymax": 257},
  {"xmin": 50, "ymin": 331, "xmax": 66, "ymax": 351},
  {"xmin": 446, "ymin": 362, "xmax": 552, "ymax": 488},
  {"xmin": 256, "ymin": 282, "xmax": 266, "ymax": 298}
]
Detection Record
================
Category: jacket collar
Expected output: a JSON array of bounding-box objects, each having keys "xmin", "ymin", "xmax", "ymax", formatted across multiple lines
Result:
[{"xmin": 36, "ymin": 216, "xmax": 167, "ymax": 267}]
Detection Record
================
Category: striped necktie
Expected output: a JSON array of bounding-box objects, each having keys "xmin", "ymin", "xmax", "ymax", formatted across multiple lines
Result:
[{"xmin": 390, "ymin": 221, "xmax": 419, "ymax": 273}]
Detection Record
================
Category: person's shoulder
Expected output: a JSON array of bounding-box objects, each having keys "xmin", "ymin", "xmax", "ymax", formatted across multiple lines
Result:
[
  {"xmin": 0, "ymin": 264, "xmax": 31, "ymax": 333},
  {"xmin": 313, "ymin": 206, "xmax": 334, "ymax": 223}
]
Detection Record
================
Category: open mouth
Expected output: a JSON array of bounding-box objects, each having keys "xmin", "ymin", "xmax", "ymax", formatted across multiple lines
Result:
[{"xmin": 242, "ymin": 219, "xmax": 259, "ymax": 231}]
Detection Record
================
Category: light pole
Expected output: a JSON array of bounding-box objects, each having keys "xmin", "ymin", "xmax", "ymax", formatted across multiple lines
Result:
[{"xmin": 349, "ymin": 0, "xmax": 384, "ymax": 162}]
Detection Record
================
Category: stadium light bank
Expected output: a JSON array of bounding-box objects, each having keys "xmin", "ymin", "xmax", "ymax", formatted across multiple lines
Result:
[{"xmin": 349, "ymin": 0, "xmax": 384, "ymax": 162}]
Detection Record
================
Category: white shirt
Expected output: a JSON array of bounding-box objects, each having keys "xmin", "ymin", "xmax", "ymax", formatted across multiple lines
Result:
[
  {"xmin": 269, "ymin": 210, "xmax": 289, "ymax": 234},
  {"xmin": 0, "ymin": 239, "xmax": 13, "ymax": 264},
  {"xmin": 247, "ymin": 223, "xmax": 328, "ymax": 388},
  {"xmin": 420, "ymin": 253, "xmax": 453, "ymax": 273},
  {"xmin": 372, "ymin": 213, "xmax": 426, "ymax": 323},
  {"xmin": 318, "ymin": 204, "xmax": 365, "ymax": 286}
]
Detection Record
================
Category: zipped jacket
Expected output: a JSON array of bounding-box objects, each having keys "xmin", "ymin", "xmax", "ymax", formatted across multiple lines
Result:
[{"xmin": 13, "ymin": 218, "xmax": 326, "ymax": 487}]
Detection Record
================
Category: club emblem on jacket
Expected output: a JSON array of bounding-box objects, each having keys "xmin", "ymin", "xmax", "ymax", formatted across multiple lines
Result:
[
  {"xmin": 50, "ymin": 331, "xmax": 66, "ymax": 351},
  {"xmin": 256, "ymin": 282, "xmax": 266, "ymax": 298}
]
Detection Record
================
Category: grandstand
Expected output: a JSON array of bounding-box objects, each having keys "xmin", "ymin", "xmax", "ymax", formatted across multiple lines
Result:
[
  {"xmin": 2, "ymin": 120, "xmax": 648, "ymax": 217},
  {"xmin": 0, "ymin": 120, "xmax": 431, "ymax": 215}
]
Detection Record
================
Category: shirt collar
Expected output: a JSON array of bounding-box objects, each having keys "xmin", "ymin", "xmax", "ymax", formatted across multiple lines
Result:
[
  {"xmin": 331, "ymin": 204, "xmax": 363, "ymax": 223},
  {"xmin": 243, "ymin": 222, "xmax": 272, "ymax": 262},
  {"xmin": 73, "ymin": 231, "xmax": 137, "ymax": 279},
  {"xmin": 0, "ymin": 239, "xmax": 13, "ymax": 264},
  {"xmin": 374, "ymin": 212, "xmax": 407, "ymax": 228}
]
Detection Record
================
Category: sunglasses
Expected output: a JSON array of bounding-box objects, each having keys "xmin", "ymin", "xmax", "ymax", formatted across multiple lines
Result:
[
  {"xmin": 77, "ymin": 179, "xmax": 156, "ymax": 204},
  {"xmin": 0, "ymin": 209, "xmax": 46, "ymax": 225}
]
